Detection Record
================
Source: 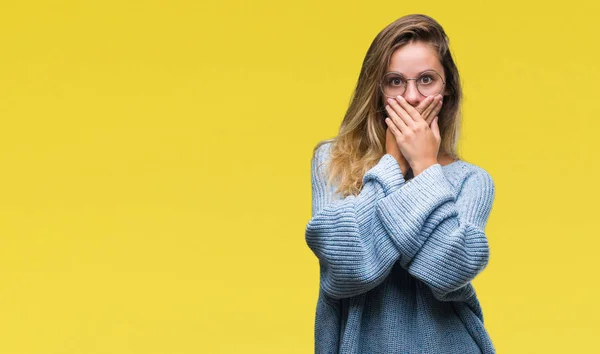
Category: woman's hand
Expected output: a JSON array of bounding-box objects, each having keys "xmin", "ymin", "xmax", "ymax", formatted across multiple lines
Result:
[
  {"xmin": 385, "ymin": 95, "xmax": 442, "ymax": 176},
  {"xmin": 384, "ymin": 94, "xmax": 443, "ymax": 176},
  {"xmin": 386, "ymin": 127, "xmax": 410, "ymax": 176}
]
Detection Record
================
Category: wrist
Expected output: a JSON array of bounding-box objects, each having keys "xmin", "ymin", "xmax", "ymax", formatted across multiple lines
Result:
[
  {"xmin": 411, "ymin": 159, "xmax": 438, "ymax": 176},
  {"xmin": 387, "ymin": 153, "xmax": 409, "ymax": 175}
]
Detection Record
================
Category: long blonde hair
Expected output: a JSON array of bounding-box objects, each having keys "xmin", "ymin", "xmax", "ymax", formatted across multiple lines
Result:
[{"xmin": 314, "ymin": 14, "xmax": 463, "ymax": 198}]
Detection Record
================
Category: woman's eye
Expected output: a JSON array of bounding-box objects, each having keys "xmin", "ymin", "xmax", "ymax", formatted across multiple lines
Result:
[
  {"xmin": 390, "ymin": 78, "xmax": 404, "ymax": 86},
  {"xmin": 419, "ymin": 76, "xmax": 433, "ymax": 84}
]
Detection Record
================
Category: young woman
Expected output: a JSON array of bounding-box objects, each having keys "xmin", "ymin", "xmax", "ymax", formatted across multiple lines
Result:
[{"xmin": 305, "ymin": 14, "xmax": 496, "ymax": 353}]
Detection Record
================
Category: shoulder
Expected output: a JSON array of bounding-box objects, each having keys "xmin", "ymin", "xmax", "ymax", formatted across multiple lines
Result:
[
  {"xmin": 442, "ymin": 160, "xmax": 495, "ymax": 194},
  {"xmin": 313, "ymin": 141, "xmax": 333, "ymax": 161},
  {"xmin": 310, "ymin": 141, "xmax": 342, "ymax": 201},
  {"xmin": 311, "ymin": 141, "xmax": 334, "ymax": 172}
]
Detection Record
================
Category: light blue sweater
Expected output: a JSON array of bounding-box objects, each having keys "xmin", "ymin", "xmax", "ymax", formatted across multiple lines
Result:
[{"xmin": 305, "ymin": 142, "xmax": 496, "ymax": 353}]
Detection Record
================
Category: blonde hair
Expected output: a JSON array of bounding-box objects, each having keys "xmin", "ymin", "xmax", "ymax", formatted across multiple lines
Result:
[{"xmin": 313, "ymin": 14, "xmax": 463, "ymax": 198}]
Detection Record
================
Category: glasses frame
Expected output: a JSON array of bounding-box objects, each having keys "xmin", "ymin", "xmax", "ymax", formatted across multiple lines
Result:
[{"xmin": 379, "ymin": 70, "xmax": 446, "ymax": 98}]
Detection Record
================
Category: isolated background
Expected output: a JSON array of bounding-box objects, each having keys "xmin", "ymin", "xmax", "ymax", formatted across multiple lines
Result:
[{"xmin": 1, "ymin": 0, "xmax": 599, "ymax": 353}]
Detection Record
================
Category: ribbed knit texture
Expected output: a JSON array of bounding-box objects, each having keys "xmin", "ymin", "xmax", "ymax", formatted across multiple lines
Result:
[{"xmin": 305, "ymin": 142, "xmax": 496, "ymax": 354}]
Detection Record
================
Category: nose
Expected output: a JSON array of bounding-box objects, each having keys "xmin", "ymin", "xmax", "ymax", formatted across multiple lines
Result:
[{"xmin": 402, "ymin": 81, "xmax": 422, "ymax": 107}]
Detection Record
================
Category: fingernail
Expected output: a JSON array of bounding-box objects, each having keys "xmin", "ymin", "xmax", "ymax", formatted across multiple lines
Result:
[{"xmin": 387, "ymin": 98, "xmax": 394, "ymax": 103}]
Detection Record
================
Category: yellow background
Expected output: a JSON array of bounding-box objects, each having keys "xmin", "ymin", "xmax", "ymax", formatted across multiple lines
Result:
[{"xmin": 0, "ymin": 0, "xmax": 598, "ymax": 353}]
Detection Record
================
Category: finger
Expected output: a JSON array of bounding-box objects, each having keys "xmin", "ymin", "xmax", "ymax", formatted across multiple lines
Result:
[
  {"xmin": 385, "ymin": 103, "xmax": 408, "ymax": 134},
  {"xmin": 415, "ymin": 95, "xmax": 435, "ymax": 115},
  {"xmin": 396, "ymin": 95, "xmax": 424, "ymax": 123},
  {"xmin": 421, "ymin": 95, "xmax": 440, "ymax": 123},
  {"xmin": 387, "ymin": 98, "xmax": 414, "ymax": 129},
  {"xmin": 426, "ymin": 97, "xmax": 443, "ymax": 125},
  {"xmin": 385, "ymin": 116, "xmax": 403, "ymax": 139}
]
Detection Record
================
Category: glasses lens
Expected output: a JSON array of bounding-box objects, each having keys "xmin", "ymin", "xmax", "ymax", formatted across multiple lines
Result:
[
  {"xmin": 381, "ymin": 71, "xmax": 445, "ymax": 97},
  {"xmin": 416, "ymin": 71, "xmax": 444, "ymax": 96},
  {"xmin": 381, "ymin": 72, "xmax": 406, "ymax": 97}
]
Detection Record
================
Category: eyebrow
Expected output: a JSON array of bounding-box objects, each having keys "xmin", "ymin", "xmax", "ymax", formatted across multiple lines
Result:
[{"xmin": 386, "ymin": 69, "xmax": 437, "ymax": 76}]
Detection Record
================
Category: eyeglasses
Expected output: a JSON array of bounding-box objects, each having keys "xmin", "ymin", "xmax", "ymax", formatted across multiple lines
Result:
[{"xmin": 380, "ymin": 70, "xmax": 446, "ymax": 98}]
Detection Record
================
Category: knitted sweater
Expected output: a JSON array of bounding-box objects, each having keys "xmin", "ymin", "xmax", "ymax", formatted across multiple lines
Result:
[{"xmin": 305, "ymin": 142, "xmax": 496, "ymax": 354}]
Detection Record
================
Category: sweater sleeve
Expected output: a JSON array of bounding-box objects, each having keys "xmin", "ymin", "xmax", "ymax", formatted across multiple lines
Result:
[
  {"xmin": 375, "ymin": 163, "xmax": 495, "ymax": 302},
  {"xmin": 305, "ymin": 143, "xmax": 495, "ymax": 302},
  {"xmin": 305, "ymin": 144, "xmax": 406, "ymax": 299}
]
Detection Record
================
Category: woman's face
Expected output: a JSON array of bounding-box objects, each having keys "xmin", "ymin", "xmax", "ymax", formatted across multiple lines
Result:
[{"xmin": 381, "ymin": 41, "xmax": 446, "ymax": 109}]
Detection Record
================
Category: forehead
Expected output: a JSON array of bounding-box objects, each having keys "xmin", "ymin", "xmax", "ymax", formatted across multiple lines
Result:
[{"xmin": 387, "ymin": 42, "xmax": 442, "ymax": 76}]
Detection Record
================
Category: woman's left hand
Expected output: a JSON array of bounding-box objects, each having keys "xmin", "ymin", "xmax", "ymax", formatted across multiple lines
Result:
[{"xmin": 384, "ymin": 95, "xmax": 442, "ymax": 176}]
